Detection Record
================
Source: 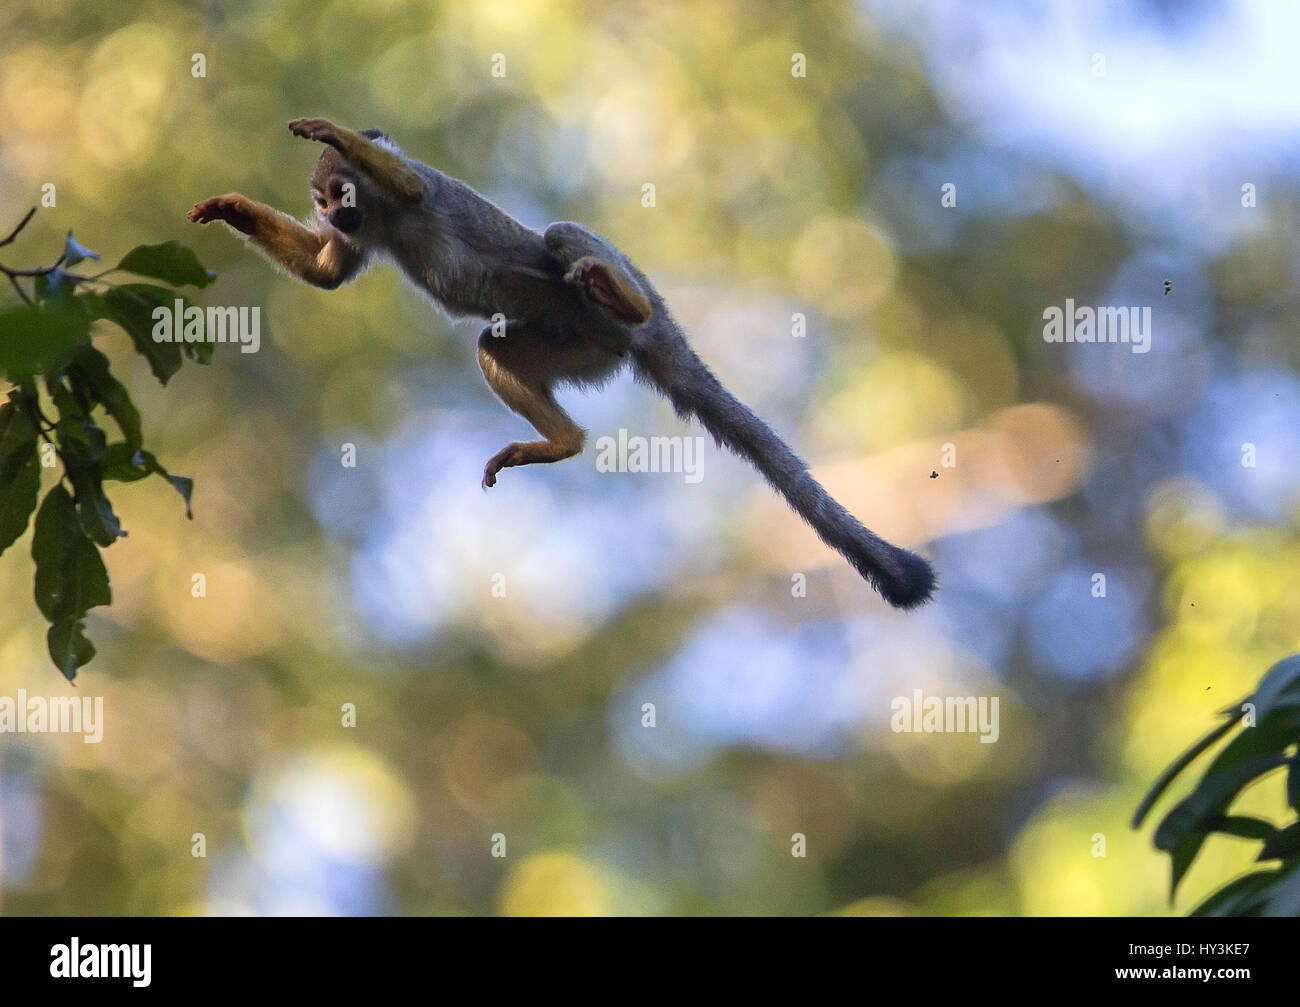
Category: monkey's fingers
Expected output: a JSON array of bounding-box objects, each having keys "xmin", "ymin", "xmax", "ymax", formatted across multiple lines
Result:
[
  {"xmin": 187, "ymin": 198, "xmax": 225, "ymax": 224},
  {"xmin": 188, "ymin": 195, "xmax": 256, "ymax": 235},
  {"xmin": 565, "ymin": 257, "xmax": 652, "ymax": 325},
  {"xmin": 288, "ymin": 117, "xmax": 342, "ymax": 147}
]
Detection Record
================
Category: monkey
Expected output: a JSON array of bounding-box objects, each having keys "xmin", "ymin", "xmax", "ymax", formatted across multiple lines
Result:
[{"xmin": 188, "ymin": 118, "xmax": 935, "ymax": 608}]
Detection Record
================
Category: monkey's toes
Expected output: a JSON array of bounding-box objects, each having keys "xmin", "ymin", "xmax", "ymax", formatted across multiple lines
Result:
[
  {"xmin": 482, "ymin": 455, "xmax": 506, "ymax": 488},
  {"xmin": 483, "ymin": 444, "xmax": 525, "ymax": 488},
  {"xmin": 565, "ymin": 256, "xmax": 652, "ymax": 325}
]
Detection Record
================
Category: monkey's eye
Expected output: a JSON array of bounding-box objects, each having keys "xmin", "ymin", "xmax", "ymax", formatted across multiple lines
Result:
[{"xmin": 314, "ymin": 196, "xmax": 327, "ymax": 209}]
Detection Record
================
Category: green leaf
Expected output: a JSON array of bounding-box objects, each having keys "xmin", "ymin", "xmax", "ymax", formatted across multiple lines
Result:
[
  {"xmin": 1154, "ymin": 753, "xmax": 1290, "ymax": 895},
  {"xmin": 1258, "ymin": 822, "xmax": 1300, "ymax": 861},
  {"xmin": 67, "ymin": 346, "xmax": 142, "ymax": 451},
  {"xmin": 101, "ymin": 442, "xmax": 151, "ymax": 483},
  {"xmin": 1250, "ymin": 655, "xmax": 1300, "ymax": 719},
  {"xmin": 97, "ymin": 285, "xmax": 184, "ymax": 385},
  {"xmin": 1262, "ymin": 864, "xmax": 1300, "ymax": 917},
  {"xmin": 33, "ymin": 267, "xmax": 75, "ymax": 302},
  {"xmin": 0, "ymin": 395, "xmax": 38, "ymax": 470},
  {"xmin": 137, "ymin": 450, "xmax": 193, "ymax": 519},
  {"xmin": 1143, "ymin": 655, "xmax": 1300, "ymax": 911},
  {"xmin": 158, "ymin": 468, "xmax": 193, "ymax": 518},
  {"xmin": 183, "ymin": 331, "xmax": 214, "ymax": 365},
  {"xmin": 0, "ymin": 399, "xmax": 41, "ymax": 555},
  {"xmin": 1199, "ymin": 706, "xmax": 1300, "ymax": 784},
  {"xmin": 101, "ymin": 443, "xmax": 193, "ymax": 519},
  {"xmin": 0, "ymin": 444, "xmax": 40, "ymax": 555},
  {"xmin": 48, "ymin": 381, "xmax": 123, "ymax": 547},
  {"xmin": 73, "ymin": 477, "xmax": 122, "ymax": 546},
  {"xmin": 1132, "ymin": 714, "xmax": 1238, "ymax": 828},
  {"xmin": 1204, "ymin": 815, "xmax": 1277, "ymax": 842},
  {"xmin": 117, "ymin": 241, "xmax": 214, "ymax": 289},
  {"xmin": 1190, "ymin": 870, "xmax": 1277, "ymax": 917},
  {"xmin": 0, "ymin": 300, "xmax": 92, "ymax": 383},
  {"xmin": 31, "ymin": 485, "xmax": 110, "ymax": 679},
  {"xmin": 47, "ymin": 617, "xmax": 95, "ymax": 682}
]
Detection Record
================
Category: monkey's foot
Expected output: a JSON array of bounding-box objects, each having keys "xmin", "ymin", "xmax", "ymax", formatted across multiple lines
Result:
[
  {"xmin": 482, "ymin": 444, "xmax": 524, "ymax": 488},
  {"xmin": 288, "ymin": 117, "xmax": 343, "ymax": 148},
  {"xmin": 565, "ymin": 256, "xmax": 652, "ymax": 325}
]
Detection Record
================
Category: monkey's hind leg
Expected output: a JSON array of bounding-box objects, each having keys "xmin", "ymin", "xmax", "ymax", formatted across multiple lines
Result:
[
  {"xmin": 544, "ymin": 222, "xmax": 652, "ymax": 326},
  {"xmin": 477, "ymin": 325, "xmax": 586, "ymax": 488},
  {"xmin": 564, "ymin": 256, "xmax": 652, "ymax": 325}
]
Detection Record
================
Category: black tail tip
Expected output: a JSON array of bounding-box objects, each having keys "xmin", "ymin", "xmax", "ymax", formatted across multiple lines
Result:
[{"xmin": 877, "ymin": 548, "xmax": 936, "ymax": 609}]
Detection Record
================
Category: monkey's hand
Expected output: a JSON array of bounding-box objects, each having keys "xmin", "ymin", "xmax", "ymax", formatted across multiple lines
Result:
[
  {"xmin": 187, "ymin": 194, "xmax": 257, "ymax": 235},
  {"xmin": 288, "ymin": 117, "xmax": 346, "ymax": 149},
  {"xmin": 289, "ymin": 117, "xmax": 423, "ymax": 202}
]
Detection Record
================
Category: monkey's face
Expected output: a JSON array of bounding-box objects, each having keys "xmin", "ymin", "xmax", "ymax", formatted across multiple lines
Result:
[{"xmin": 310, "ymin": 150, "xmax": 367, "ymax": 236}]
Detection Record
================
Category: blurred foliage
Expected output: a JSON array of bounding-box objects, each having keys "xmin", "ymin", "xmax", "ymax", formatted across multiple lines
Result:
[
  {"xmin": 0, "ymin": 211, "xmax": 209, "ymax": 678},
  {"xmin": 0, "ymin": 0, "xmax": 1297, "ymax": 916},
  {"xmin": 1134, "ymin": 654, "xmax": 1300, "ymax": 916}
]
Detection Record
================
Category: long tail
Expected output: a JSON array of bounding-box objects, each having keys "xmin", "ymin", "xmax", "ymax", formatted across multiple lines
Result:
[{"xmin": 630, "ymin": 328, "xmax": 935, "ymax": 608}]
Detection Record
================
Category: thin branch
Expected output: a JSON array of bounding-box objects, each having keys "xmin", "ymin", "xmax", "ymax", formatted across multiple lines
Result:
[
  {"xmin": 0, "ymin": 207, "xmax": 117, "ymax": 303},
  {"xmin": 0, "ymin": 207, "xmax": 37, "ymax": 248},
  {"xmin": 5, "ymin": 271, "xmax": 33, "ymax": 307},
  {"xmin": 2, "ymin": 252, "xmax": 67, "ymax": 277},
  {"xmin": 0, "ymin": 206, "xmax": 64, "ymax": 303}
]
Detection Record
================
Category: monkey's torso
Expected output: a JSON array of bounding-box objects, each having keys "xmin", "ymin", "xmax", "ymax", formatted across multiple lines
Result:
[
  {"xmin": 378, "ymin": 165, "xmax": 636, "ymax": 387},
  {"xmin": 384, "ymin": 169, "xmax": 561, "ymax": 321}
]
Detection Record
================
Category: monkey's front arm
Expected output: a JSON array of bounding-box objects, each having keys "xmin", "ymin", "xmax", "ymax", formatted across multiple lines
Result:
[
  {"xmin": 288, "ymin": 117, "xmax": 424, "ymax": 202},
  {"xmin": 187, "ymin": 194, "xmax": 367, "ymax": 290}
]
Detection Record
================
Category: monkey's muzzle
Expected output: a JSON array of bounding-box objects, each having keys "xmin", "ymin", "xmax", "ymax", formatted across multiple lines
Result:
[{"xmin": 330, "ymin": 207, "xmax": 361, "ymax": 234}]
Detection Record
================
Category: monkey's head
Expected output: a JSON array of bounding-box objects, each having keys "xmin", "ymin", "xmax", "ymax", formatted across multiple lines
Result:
[{"xmin": 308, "ymin": 129, "xmax": 390, "ymax": 237}]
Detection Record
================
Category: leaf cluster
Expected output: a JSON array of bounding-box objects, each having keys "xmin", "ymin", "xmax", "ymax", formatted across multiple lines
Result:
[
  {"xmin": 1134, "ymin": 655, "xmax": 1300, "ymax": 915},
  {"xmin": 0, "ymin": 207, "xmax": 215, "ymax": 679}
]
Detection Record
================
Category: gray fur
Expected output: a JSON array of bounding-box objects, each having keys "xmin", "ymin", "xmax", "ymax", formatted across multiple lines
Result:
[{"xmin": 311, "ymin": 130, "xmax": 936, "ymax": 607}]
